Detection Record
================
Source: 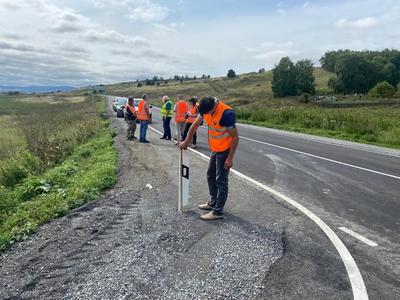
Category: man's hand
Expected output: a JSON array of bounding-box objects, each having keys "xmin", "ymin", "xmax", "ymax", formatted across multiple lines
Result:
[
  {"xmin": 178, "ymin": 140, "xmax": 189, "ymax": 150},
  {"xmin": 224, "ymin": 157, "xmax": 233, "ymax": 170}
]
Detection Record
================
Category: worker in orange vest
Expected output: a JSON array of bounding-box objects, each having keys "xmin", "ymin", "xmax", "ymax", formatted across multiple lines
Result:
[
  {"xmin": 183, "ymin": 97, "xmax": 199, "ymax": 148},
  {"xmin": 136, "ymin": 94, "xmax": 150, "ymax": 143},
  {"xmin": 125, "ymin": 97, "xmax": 137, "ymax": 140},
  {"xmin": 179, "ymin": 96, "xmax": 239, "ymax": 220},
  {"xmin": 173, "ymin": 95, "xmax": 188, "ymax": 142}
]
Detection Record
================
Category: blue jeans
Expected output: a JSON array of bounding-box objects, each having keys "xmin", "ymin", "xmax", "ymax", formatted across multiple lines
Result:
[
  {"xmin": 162, "ymin": 117, "xmax": 172, "ymax": 139},
  {"xmin": 140, "ymin": 120, "xmax": 149, "ymax": 141},
  {"xmin": 207, "ymin": 149, "xmax": 230, "ymax": 215}
]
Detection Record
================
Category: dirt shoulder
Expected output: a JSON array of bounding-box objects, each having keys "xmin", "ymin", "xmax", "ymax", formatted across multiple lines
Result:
[{"xmin": 0, "ymin": 103, "xmax": 352, "ymax": 299}]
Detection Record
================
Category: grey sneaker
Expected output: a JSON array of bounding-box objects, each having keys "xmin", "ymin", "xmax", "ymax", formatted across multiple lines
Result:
[
  {"xmin": 200, "ymin": 211, "xmax": 224, "ymax": 220},
  {"xmin": 198, "ymin": 203, "xmax": 213, "ymax": 210}
]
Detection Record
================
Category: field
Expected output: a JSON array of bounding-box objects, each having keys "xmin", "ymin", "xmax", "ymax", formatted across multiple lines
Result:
[
  {"xmin": 0, "ymin": 94, "xmax": 116, "ymax": 250},
  {"xmin": 104, "ymin": 68, "xmax": 400, "ymax": 149}
]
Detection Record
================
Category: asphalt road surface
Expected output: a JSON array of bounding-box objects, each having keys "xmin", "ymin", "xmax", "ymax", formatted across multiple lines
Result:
[{"xmin": 149, "ymin": 105, "xmax": 400, "ymax": 299}]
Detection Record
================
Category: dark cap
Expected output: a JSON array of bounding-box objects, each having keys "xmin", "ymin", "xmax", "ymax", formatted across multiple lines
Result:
[
  {"xmin": 198, "ymin": 96, "xmax": 216, "ymax": 115},
  {"xmin": 128, "ymin": 97, "xmax": 133, "ymax": 102},
  {"xmin": 142, "ymin": 94, "xmax": 148, "ymax": 100}
]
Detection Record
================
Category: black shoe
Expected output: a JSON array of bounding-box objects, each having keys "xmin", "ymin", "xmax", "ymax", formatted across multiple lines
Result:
[
  {"xmin": 160, "ymin": 137, "xmax": 166, "ymax": 140},
  {"xmin": 166, "ymin": 137, "xmax": 171, "ymax": 140},
  {"xmin": 140, "ymin": 140, "xmax": 150, "ymax": 143}
]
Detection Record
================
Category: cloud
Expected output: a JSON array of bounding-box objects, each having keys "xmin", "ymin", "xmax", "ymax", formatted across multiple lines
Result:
[
  {"xmin": 128, "ymin": 0, "xmax": 169, "ymax": 22},
  {"xmin": 336, "ymin": 17, "xmax": 379, "ymax": 29},
  {"xmin": 85, "ymin": 29, "xmax": 149, "ymax": 47},
  {"xmin": 0, "ymin": 0, "xmax": 21, "ymax": 10},
  {"xmin": 0, "ymin": 40, "xmax": 42, "ymax": 53},
  {"xmin": 0, "ymin": 32, "xmax": 26, "ymax": 41},
  {"xmin": 247, "ymin": 41, "xmax": 300, "ymax": 66},
  {"xmin": 59, "ymin": 43, "xmax": 91, "ymax": 54}
]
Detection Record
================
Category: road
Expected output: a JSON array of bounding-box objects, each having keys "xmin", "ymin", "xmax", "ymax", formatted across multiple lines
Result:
[{"xmin": 149, "ymin": 106, "xmax": 400, "ymax": 299}]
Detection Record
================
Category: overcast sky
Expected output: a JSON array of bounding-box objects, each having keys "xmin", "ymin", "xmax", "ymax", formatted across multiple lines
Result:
[{"xmin": 0, "ymin": 0, "xmax": 399, "ymax": 86}]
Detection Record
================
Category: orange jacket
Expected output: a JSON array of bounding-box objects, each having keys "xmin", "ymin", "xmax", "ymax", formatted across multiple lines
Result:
[
  {"xmin": 137, "ymin": 100, "xmax": 149, "ymax": 121},
  {"xmin": 186, "ymin": 105, "xmax": 198, "ymax": 124},
  {"xmin": 175, "ymin": 100, "xmax": 188, "ymax": 122},
  {"xmin": 203, "ymin": 101, "xmax": 233, "ymax": 152}
]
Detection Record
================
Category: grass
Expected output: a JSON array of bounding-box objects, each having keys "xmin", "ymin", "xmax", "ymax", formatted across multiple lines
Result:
[
  {"xmin": 0, "ymin": 126, "xmax": 117, "ymax": 250},
  {"xmin": 0, "ymin": 93, "xmax": 117, "ymax": 251},
  {"xmin": 102, "ymin": 67, "xmax": 400, "ymax": 149},
  {"xmin": 236, "ymin": 105, "xmax": 400, "ymax": 148}
]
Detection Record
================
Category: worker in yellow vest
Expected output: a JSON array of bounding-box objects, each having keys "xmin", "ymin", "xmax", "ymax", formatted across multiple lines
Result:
[
  {"xmin": 179, "ymin": 96, "xmax": 239, "ymax": 220},
  {"xmin": 160, "ymin": 95, "xmax": 173, "ymax": 140},
  {"xmin": 136, "ymin": 94, "xmax": 150, "ymax": 143},
  {"xmin": 173, "ymin": 95, "xmax": 188, "ymax": 142}
]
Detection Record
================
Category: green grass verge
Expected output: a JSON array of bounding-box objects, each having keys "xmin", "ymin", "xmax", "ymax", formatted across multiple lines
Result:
[
  {"xmin": 236, "ymin": 105, "xmax": 400, "ymax": 149},
  {"xmin": 0, "ymin": 124, "xmax": 117, "ymax": 251}
]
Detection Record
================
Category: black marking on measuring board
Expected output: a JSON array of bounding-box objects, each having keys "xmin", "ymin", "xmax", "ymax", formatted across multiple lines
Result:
[{"xmin": 182, "ymin": 164, "xmax": 189, "ymax": 180}]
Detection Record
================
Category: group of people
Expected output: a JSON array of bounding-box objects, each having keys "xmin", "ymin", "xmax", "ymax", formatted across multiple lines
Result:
[
  {"xmin": 160, "ymin": 95, "xmax": 199, "ymax": 147},
  {"xmin": 124, "ymin": 94, "xmax": 239, "ymax": 220},
  {"xmin": 125, "ymin": 94, "xmax": 150, "ymax": 143}
]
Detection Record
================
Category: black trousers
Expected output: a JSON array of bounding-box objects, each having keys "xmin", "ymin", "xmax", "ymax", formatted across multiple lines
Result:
[
  {"xmin": 162, "ymin": 117, "xmax": 172, "ymax": 139},
  {"xmin": 207, "ymin": 149, "xmax": 230, "ymax": 215}
]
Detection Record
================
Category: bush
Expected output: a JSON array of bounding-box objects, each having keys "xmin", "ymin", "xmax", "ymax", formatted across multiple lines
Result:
[
  {"xmin": 137, "ymin": 82, "xmax": 142, "ymax": 87},
  {"xmin": 368, "ymin": 81, "xmax": 396, "ymax": 98},
  {"xmin": 0, "ymin": 151, "xmax": 41, "ymax": 187},
  {"xmin": 300, "ymin": 93, "xmax": 310, "ymax": 103},
  {"xmin": 227, "ymin": 69, "xmax": 237, "ymax": 78}
]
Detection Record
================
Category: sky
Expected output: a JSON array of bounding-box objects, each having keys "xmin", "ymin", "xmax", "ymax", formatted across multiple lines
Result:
[{"xmin": 0, "ymin": 0, "xmax": 399, "ymax": 87}]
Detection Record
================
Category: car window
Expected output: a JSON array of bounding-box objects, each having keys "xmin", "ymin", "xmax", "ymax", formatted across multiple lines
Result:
[
  {"xmin": 133, "ymin": 100, "xmax": 140, "ymax": 107},
  {"xmin": 117, "ymin": 98, "xmax": 126, "ymax": 105}
]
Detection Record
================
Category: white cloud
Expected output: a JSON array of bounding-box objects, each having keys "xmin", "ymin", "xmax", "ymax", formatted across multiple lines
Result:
[
  {"xmin": 128, "ymin": 0, "xmax": 169, "ymax": 22},
  {"xmin": 336, "ymin": 17, "xmax": 379, "ymax": 29}
]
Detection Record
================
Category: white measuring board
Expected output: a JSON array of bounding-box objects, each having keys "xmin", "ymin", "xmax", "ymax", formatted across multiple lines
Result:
[{"xmin": 178, "ymin": 149, "xmax": 190, "ymax": 211}]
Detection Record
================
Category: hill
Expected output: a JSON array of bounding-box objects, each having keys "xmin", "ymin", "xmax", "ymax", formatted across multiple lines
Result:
[
  {"xmin": 105, "ymin": 67, "xmax": 334, "ymax": 108},
  {"xmin": 0, "ymin": 85, "xmax": 76, "ymax": 94}
]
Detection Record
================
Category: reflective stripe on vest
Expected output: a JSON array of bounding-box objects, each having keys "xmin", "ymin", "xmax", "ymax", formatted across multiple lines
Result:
[
  {"xmin": 187, "ymin": 105, "xmax": 198, "ymax": 123},
  {"xmin": 160, "ymin": 101, "xmax": 172, "ymax": 117},
  {"xmin": 203, "ymin": 101, "xmax": 233, "ymax": 152},
  {"xmin": 137, "ymin": 100, "xmax": 149, "ymax": 121},
  {"xmin": 175, "ymin": 100, "xmax": 188, "ymax": 122}
]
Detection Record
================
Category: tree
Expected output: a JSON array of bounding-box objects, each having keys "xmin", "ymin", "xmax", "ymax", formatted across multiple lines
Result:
[
  {"xmin": 271, "ymin": 57, "xmax": 297, "ymax": 97},
  {"xmin": 227, "ymin": 69, "xmax": 236, "ymax": 78},
  {"xmin": 368, "ymin": 81, "xmax": 396, "ymax": 98},
  {"xmin": 194, "ymin": 75, "xmax": 197, "ymax": 80},
  {"xmin": 164, "ymin": 80, "xmax": 168, "ymax": 84},
  {"xmin": 137, "ymin": 82, "xmax": 142, "ymax": 87},
  {"xmin": 202, "ymin": 74, "xmax": 206, "ymax": 79},
  {"xmin": 259, "ymin": 68, "xmax": 265, "ymax": 73},
  {"xmin": 153, "ymin": 76, "xmax": 159, "ymax": 82},
  {"xmin": 295, "ymin": 59, "xmax": 315, "ymax": 95},
  {"xmin": 207, "ymin": 75, "xmax": 211, "ymax": 79}
]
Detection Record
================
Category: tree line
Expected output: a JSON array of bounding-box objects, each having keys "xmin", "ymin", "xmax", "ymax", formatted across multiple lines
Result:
[{"xmin": 271, "ymin": 49, "xmax": 400, "ymax": 98}]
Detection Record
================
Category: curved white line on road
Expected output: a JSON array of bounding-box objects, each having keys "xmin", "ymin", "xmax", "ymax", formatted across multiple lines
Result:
[
  {"xmin": 240, "ymin": 136, "xmax": 400, "ymax": 181},
  {"xmin": 149, "ymin": 125, "xmax": 369, "ymax": 300}
]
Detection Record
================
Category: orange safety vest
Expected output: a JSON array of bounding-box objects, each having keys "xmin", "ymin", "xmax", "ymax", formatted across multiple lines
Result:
[
  {"xmin": 187, "ymin": 105, "xmax": 198, "ymax": 124},
  {"xmin": 126, "ymin": 104, "xmax": 136, "ymax": 114},
  {"xmin": 137, "ymin": 100, "xmax": 149, "ymax": 121},
  {"xmin": 175, "ymin": 100, "xmax": 188, "ymax": 122},
  {"xmin": 203, "ymin": 101, "xmax": 233, "ymax": 152}
]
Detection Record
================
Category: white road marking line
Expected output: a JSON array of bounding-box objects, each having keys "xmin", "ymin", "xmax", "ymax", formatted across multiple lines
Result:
[
  {"xmin": 148, "ymin": 125, "xmax": 369, "ymax": 300},
  {"xmin": 339, "ymin": 227, "xmax": 379, "ymax": 247},
  {"xmin": 242, "ymin": 136, "xmax": 400, "ymax": 181}
]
